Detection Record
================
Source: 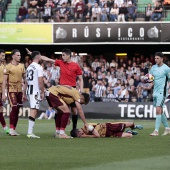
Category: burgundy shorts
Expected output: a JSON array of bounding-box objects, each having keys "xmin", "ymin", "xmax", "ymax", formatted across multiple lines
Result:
[
  {"xmin": 46, "ymin": 93, "xmax": 64, "ymax": 109},
  {"xmin": 8, "ymin": 92, "xmax": 23, "ymax": 107},
  {"xmin": 106, "ymin": 123, "xmax": 125, "ymax": 137},
  {"xmin": 0, "ymin": 93, "xmax": 2, "ymax": 107}
]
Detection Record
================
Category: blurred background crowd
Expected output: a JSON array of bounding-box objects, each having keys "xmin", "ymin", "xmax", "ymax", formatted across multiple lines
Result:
[
  {"xmin": 5, "ymin": 51, "xmax": 168, "ymax": 103},
  {"xmin": 1, "ymin": 0, "xmax": 170, "ymax": 22}
]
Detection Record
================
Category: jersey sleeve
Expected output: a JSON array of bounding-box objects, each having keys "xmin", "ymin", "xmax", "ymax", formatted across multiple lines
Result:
[
  {"xmin": 22, "ymin": 64, "xmax": 26, "ymax": 75},
  {"xmin": 75, "ymin": 64, "xmax": 82, "ymax": 75},
  {"xmin": 55, "ymin": 60, "xmax": 60, "ymax": 66},
  {"xmin": 38, "ymin": 66, "xmax": 43, "ymax": 77},
  {"xmin": 166, "ymin": 66, "xmax": 170, "ymax": 80},
  {"xmin": 4, "ymin": 64, "xmax": 10, "ymax": 75}
]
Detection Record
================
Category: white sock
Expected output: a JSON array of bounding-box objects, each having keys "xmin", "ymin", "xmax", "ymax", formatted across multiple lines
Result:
[
  {"xmin": 60, "ymin": 130, "xmax": 65, "ymax": 134},
  {"xmin": 28, "ymin": 119, "xmax": 35, "ymax": 134},
  {"xmin": 56, "ymin": 130, "xmax": 60, "ymax": 134},
  {"xmin": 3, "ymin": 126, "xmax": 8, "ymax": 130}
]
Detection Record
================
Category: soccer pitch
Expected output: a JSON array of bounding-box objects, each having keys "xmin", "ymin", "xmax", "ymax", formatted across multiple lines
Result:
[{"xmin": 0, "ymin": 119, "xmax": 170, "ymax": 170}]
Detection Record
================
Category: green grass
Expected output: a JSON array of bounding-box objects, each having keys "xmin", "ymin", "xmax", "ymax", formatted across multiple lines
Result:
[{"xmin": 0, "ymin": 119, "xmax": 170, "ymax": 170}]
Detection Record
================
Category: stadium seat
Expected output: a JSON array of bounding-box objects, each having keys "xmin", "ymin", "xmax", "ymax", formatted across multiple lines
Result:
[{"xmin": 5, "ymin": 0, "xmax": 21, "ymax": 22}]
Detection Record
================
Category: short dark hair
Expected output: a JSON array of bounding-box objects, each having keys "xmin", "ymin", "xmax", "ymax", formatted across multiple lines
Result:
[
  {"xmin": 31, "ymin": 51, "xmax": 41, "ymax": 59},
  {"xmin": 62, "ymin": 48, "xmax": 71, "ymax": 57},
  {"xmin": 155, "ymin": 52, "xmax": 164, "ymax": 58},
  {"xmin": 11, "ymin": 49, "xmax": 20, "ymax": 56},
  {"xmin": 0, "ymin": 49, "xmax": 5, "ymax": 54},
  {"xmin": 81, "ymin": 93, "xmax": 90, "ymax": 105},
  {"xmin": 70, "ymin": 129, "xmax": 78, "ymax": 137}
]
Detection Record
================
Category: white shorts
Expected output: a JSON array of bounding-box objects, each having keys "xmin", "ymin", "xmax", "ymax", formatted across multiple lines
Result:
[{"xmin": 27, "ymin": 93, "xmax": 41, "ymax": 109}]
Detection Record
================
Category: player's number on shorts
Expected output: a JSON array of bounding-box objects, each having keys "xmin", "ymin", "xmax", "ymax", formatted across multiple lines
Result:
[{"xmin": 27, "ymin": 70, "xmax": 34, "ymax": 81}]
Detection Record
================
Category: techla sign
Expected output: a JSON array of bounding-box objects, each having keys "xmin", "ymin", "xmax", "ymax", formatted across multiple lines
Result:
[{"xmin": 118, "ymin": 104, "xmax": 169, "ymax": 118}]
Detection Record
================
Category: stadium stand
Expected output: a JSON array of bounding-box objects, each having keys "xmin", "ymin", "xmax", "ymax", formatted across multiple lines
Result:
[
  {"xmin": 3, "ymin": 0, "xmax": 21, "ymax": 22},
  {"xmin": 1, "ymin": 0, "xmax": 170, "ymax": 22}
]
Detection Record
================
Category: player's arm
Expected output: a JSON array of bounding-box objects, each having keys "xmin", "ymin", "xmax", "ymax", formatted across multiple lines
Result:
[
  {"xmin": 26, "ymin": 48, "xmax": 55, "ymax": 63},
  {"xmin": 166, "ymin": 67, "xmax": 170, "ymax": 81},
  {"xmin": 22, "ymin": 72, "xmax": 26, "ymax": 84},
  {"xmin": 40, "ymin": 55, "xmax": 55, "ymax": 63},
  {"xmin": 21, "ymin": 66, "xmax": 27, "ymax": 102},
  {"xmin": 80, "ymin": 133, "xmax": 100, "ymax": 138},
  {"xmin": 149, "ymin": 83, "xmax": 154, "ymax": 89},
  {"xmin": 79, "ymin": 128, "xmax": 100, "ymax": 138},
  {"xmin": 75, "ymin": 101, "xmax": 88, "ymax": 128},
  {"xmin": 77, "ymin": 74, "xmax": 84, "ymax": 93},
  {"xmin": 2, "ymin": 74, "xmax": 8, "ymax": 102},
  {"xmin": 22, "ymin": 80, "xmax": 28, "ymax": 102},
  {"xmin": 146, "ymin": 83, "xmax": 154, "ymax": 90},
  {"xmin": 38, "ymin": 76, "xmax": 45, "ymax": 100},
  {"xmin": 91, "ymin": 129, "xmax": 100, "ymax": 137}
]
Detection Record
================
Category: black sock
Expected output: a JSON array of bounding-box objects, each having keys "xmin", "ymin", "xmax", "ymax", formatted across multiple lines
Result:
[
  {"xmin": 29, "ymin": 116, "xmax": 35, "ymax": 122},
  {"xmin": 72, "ymin": 115, "xmax": 78, "ymax": 129}
]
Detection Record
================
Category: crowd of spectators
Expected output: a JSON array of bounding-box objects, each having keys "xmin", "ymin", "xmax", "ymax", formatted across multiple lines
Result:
[
  {"xmin": 145, "ymin": 1, "xmax": 163, "ymax": 21},
  {"xmin": 8, "ymin": 51, "xmax": 168, "ymax": 103},
  {"xmin": 9, "ymin": 0, "xmax": 164, "ymax": 22},
  {"xmin": 0, "ymin": 0, "xmax": 169, "ymax": 22}
]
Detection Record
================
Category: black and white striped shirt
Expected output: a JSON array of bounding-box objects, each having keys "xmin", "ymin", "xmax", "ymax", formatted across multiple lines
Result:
[{"xmin": 94, "ymin": 84, "xmax": 106, "ymax": 97}]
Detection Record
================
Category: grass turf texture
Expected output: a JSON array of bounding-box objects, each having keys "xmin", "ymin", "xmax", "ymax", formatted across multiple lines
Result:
[{"xmin": 0, "ymin": 119, "xmax": 170, "ymax": 170}]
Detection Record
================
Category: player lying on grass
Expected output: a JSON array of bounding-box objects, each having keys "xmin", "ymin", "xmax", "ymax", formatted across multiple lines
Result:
[
  {"xmin": 45, "ymin": 85, "xmax": 90, "ymax": 138},
  {"xmin": 70, "ymin": 122, "xmax": 143, "ymax": 138}
]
